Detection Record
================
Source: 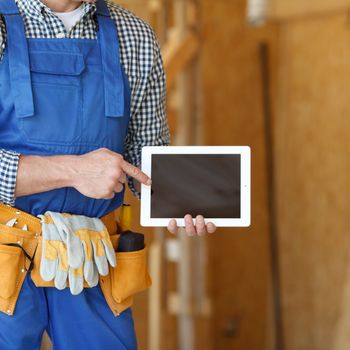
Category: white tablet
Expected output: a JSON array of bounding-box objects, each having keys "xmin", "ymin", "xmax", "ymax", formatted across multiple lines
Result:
[{"xmin": 140, "ymin": 146, "xmax": 251, "ymax": 227}]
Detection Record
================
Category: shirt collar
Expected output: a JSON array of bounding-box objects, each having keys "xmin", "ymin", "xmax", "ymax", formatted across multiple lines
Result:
[{"xmin": 16, "ymin": 0, "xmax": 97, "ymax": 21}]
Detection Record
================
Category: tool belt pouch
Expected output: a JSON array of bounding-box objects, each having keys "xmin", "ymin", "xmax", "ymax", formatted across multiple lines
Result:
[
  {"xmin": 100, "ymin": 233, "xmax": 152, "ymax": 316},
  {"xmin": 0, "ymin": 224, "xmax": 38, "ymax": 316},
  {"xmin": 111, "ymin": 246, "xmax": 152, "ymax": 303},
  {"xmin": 31, "ymin": 232, "xmax": 152, "ymax": 316}
]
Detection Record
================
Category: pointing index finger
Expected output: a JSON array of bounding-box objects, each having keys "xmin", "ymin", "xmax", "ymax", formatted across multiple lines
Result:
[{"xmin": 121, "ymin": 160, "xmax": 152, "ymax": 186}]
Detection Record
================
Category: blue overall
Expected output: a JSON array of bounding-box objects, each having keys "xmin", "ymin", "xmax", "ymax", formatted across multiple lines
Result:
[{"xmin": 0, "ymin": 0, "xmax": 137, "ymax": 349}]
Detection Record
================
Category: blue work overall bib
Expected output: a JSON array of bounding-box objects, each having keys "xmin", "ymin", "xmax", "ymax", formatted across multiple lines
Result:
[{"xmin": 0, "ymin": 0, "xmax": 137, "ymax": 349}]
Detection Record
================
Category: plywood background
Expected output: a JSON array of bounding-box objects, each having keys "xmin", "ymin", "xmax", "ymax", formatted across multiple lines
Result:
[
  {"xmin": 268, "ymin": 0, "xmax": 350, "ymax": 20},
  {"xmin": 275, "ymin": 12, "xmax": 350, "ymax": 350},
  {"xmin": 115, "ymin": 1, "xmax": 350, "ymax": 350},
  {"xmin": 201, "ymin": 0, "xmax": 277, "ymax": 349},
  {"xmin": 115, "ymin": 2, "xmax": 350, "ymax": 350}
]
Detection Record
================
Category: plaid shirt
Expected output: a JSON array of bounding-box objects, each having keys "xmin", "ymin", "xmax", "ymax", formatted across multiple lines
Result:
[{"xmin": 0, "ymin": 0, "xmax": 170, "ymax": 205}]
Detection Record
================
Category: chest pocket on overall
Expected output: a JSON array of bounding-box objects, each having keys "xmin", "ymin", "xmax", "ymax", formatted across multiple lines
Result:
[{"xmin": 19, "ymin": 51, "xmax": 85, "ymax": 144}]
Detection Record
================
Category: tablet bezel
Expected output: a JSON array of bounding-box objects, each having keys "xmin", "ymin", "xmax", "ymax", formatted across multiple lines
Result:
[{"xmin": 140, "ymin": 146, "xmax": 251, "ymax": 227}]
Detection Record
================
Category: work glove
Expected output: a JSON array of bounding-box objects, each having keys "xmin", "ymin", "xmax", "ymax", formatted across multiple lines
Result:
[
  {"xmin": 38, "ymin": 214, "xmax": 72, "ymax": 291},
  {"xmin": 39, "ymin": 212, "xmax": 116, "ymax": 295}
]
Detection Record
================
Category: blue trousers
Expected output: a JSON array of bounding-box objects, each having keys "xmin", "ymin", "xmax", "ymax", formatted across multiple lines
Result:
[{"xmin": 0, "ymin": 275, "xmax": 137, "ymax": 350}]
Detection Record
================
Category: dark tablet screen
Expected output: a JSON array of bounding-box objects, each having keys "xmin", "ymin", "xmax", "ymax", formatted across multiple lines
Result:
[{"xmin": 150, "ymin": 154, "xmax": 241, "ymax": 218}]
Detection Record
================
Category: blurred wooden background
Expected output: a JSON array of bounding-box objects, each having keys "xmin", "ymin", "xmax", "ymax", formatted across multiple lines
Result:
[{"xmin": 120, "ymin": 1, "xmax": 350, "ymax": 350}]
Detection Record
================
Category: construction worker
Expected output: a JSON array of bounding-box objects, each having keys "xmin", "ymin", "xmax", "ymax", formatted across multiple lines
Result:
[{"xmin": 0, "ymin": 0, "xmax": 217, "ymax": 349}]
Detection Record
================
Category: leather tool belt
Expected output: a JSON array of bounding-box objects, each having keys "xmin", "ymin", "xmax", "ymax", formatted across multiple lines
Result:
[{"xmin": 0, "ymin": 204, "xmax": 152, "ymax": 316}]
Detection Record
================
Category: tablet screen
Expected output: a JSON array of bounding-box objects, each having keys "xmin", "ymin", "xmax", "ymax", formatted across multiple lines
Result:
[{"xmin": 150, "ymin": 154, "xmax": 241, "ymax": 219}]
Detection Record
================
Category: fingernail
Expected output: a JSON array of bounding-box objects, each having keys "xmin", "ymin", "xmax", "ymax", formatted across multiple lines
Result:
[
  {"xmin": 146, "ymin": 179, "xmax": 152, "ymax": 186},
  {"xmin": 207, "ymin": 223, "xmax": 216, "ymax": 233}
]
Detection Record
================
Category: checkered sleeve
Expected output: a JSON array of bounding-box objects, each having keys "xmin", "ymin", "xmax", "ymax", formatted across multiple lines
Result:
[
  {"xmin": 124, "ymin": 38, "xmax": 170, "ymax": 199},
  {"xmin": 0, "ymin": 16, "xmax": 6, "ymax": 62},
  {"xmin": 0, "ymin": 149, "xmax": 20, "ymax": 206}
]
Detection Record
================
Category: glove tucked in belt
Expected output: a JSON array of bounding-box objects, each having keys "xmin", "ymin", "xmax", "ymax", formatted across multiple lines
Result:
[{"xmin": 38, "ymin": 212, "xmax": 116, "ymax": 295}]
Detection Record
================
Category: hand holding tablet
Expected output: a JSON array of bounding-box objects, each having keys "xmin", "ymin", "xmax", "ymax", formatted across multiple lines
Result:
[
  {"xmin": 167, "ymin": 214, "xmax": 217, "ymax": 236},
  {"xmin": 141, "ymin": 146, "xmax": 251, "ymax": 229}
]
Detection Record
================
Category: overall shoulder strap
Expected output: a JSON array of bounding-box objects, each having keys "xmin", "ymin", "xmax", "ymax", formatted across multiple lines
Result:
[
  {"xmin": 96, "ymin": 0, "xmax": 126, "ymax": 118},
  {"xmin": 0, "ymin": 0, "xmax": 34, "ymax": 118},
  {"xmin": 0, "ymin": 0, "xmax": 19, "ymax": 14}
]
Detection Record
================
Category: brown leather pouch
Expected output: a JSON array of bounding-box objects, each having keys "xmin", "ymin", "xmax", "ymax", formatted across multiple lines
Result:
[
  {"xmin": 0, "ymin": 222, "xmax": 39, "ymax": 316},
  {"xmin": 111, "ymin": 247, "xmax": 152, "ymax": 303},
  {"xmin": 99, "ymin": 237, "xmax": 152, "ymax": 316}
]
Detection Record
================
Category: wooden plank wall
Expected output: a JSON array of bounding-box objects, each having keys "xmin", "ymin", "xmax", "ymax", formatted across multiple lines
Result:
[
  {"xmin": 201, "ymin": 0, "xmax": 277, "ymax": 349},
  {"xmin": 115, "ymin": 1, "xmax": 350, "ymax": 350},
  {"xmin": 202, "ymin": 1, "xmax": 350, "ymax": 349},
  {"xmin": 275, "ymin": 11, "xmax": 350, "ymax": 350},
  {"xmin": 268, "ymin": 0, "xmax": 350, "ymax": 20}
]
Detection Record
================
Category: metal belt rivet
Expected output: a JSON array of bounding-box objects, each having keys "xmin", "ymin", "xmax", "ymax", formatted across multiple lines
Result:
[
  {"xmin": 15, "ymin": 211, "xmax": 20, "ymax": 215},
  {"xmin": 21, "ymin": 268, "xmax": 25, "ymax": 273},
  {"xmin": 7, "ymin": 310, "xmax": 11, "ymax": 315},
  {"xmin": 17, "ymin": 241, "xmax": 21, "ymax": 245},
  {"xmin": 5, "ymin": 218, "xmax": 17, "ymax": 227}
]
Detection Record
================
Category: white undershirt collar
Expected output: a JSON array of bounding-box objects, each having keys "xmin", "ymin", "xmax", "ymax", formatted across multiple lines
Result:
[{"xmin": 53, "ymin": 4, "xmax": 84, "ymax": 33}]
